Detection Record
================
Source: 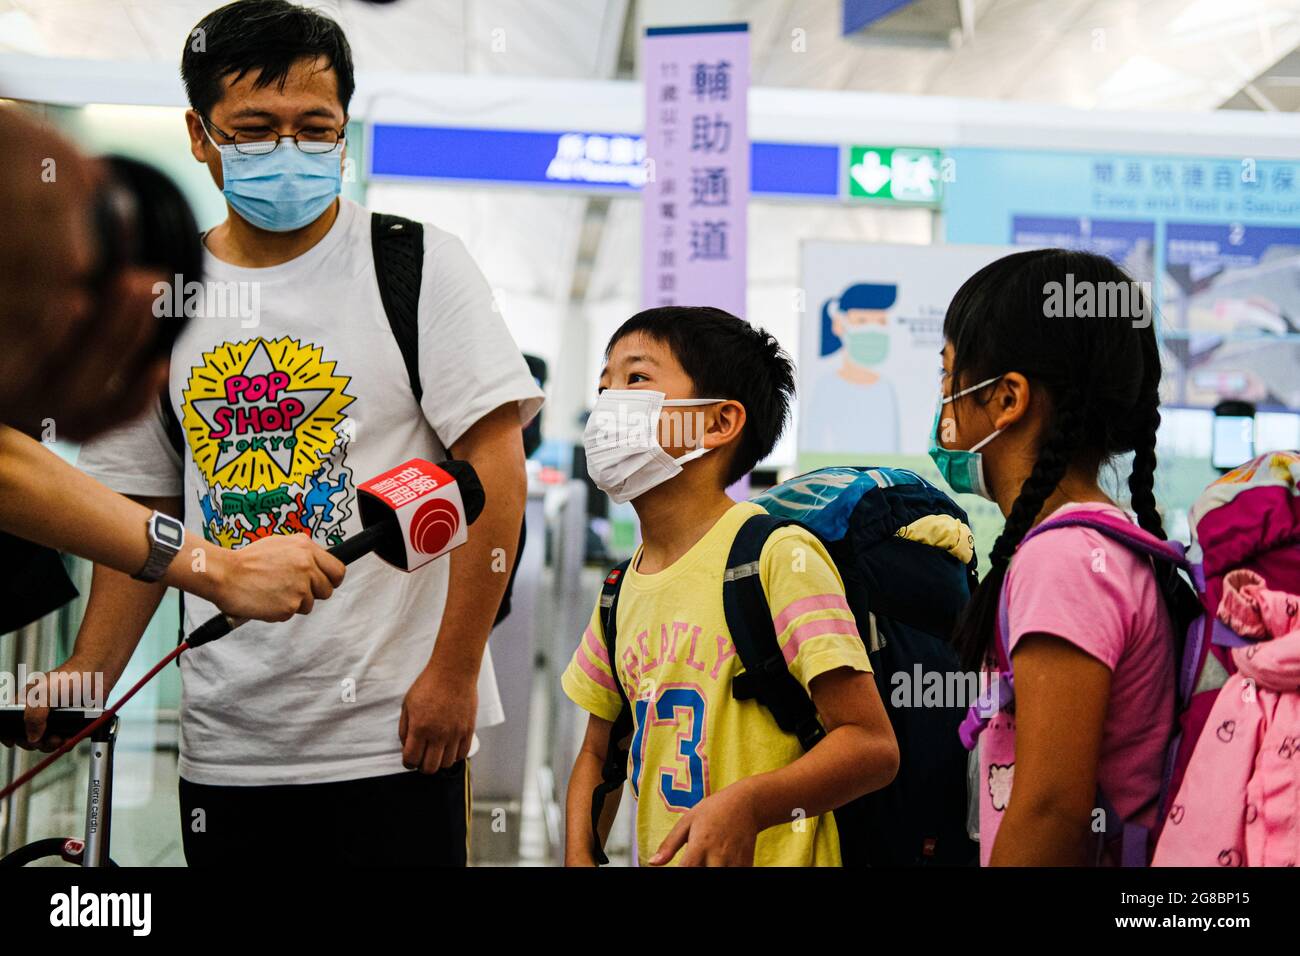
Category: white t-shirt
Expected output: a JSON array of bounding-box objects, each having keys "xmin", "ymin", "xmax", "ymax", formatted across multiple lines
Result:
[{"xmin": 77, "ymin": 199, "xmax": 544, "ymax": 785}]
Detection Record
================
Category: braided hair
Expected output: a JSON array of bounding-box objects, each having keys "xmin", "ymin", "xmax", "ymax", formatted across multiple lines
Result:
[{"xmin": 945, "ymin": 249, "xmax": 1165, "ymax": 671}]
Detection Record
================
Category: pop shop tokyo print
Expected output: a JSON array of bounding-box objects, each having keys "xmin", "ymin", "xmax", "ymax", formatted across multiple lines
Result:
[{"xmin": 180, "ymin": 337, "xmax": 357, "ymax": 549}]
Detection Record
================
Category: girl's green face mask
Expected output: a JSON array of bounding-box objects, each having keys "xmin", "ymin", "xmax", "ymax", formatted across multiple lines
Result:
[{"xmin": 927, "ymin": 374, "xmax": 1005, "ymax": 500}]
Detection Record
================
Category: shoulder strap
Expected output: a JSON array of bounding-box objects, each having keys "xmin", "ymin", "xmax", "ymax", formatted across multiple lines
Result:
[
  {"xmin": 996, "ymin": 510, "xmax": 1190, "ymax": 674},
  {"xmin": 161, "ymin": 391, "xmax": 183, "ymax": 456},
  {"xmin": 370, "ymin": 212, "xmax": 425, "ymax": 404},
  {"xmin": 589, "ymin": 561, "xmax": 632, "ymax": 866},
  {"xmin": 156, "ymin": 389, "xmax": 188, "ymax": 655},
  {"xmin": 724, "ymin": 513, "xmax": 826, "ymax": 752},
  {"xmin": 1020, "ymin": 510, "xmax": 1188, "ymax": 568}
]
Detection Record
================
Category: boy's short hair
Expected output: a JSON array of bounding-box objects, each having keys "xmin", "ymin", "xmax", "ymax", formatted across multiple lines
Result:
[
  {"xmin": 182, "ymin": 0, "xmax": 355, "ymax": 117},
  {"xmin": 606, "ymin": 306, "xmax": 795, "ymax": 485}
]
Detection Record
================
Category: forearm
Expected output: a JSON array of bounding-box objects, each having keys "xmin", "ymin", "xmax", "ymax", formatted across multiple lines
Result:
[
  {"xmin": 991, "ymin": 636, "xmax": 1109, "ymax": 866},
  {"xmin": 70, "ymin": 560, "xmax": 170, "ymax": 691},
  {"xmin": 988, "ymin": 793, "xmax": 1092, "ymax": 866},
  {"xmin": 740, "ymin": 724, "xmax": 897, "ymax": 833},
  {"xmin": 565, "ymin": 747, "xmax": 621, "ymax": 865},
  {"xmin": 0, "ymin": 425, "xmax": 171, "ymax": 574},
  {"xmin": 428, "ymin": 438, "xmax": 527, "ymax": 675},
  {"xmin": 0, "ymin": 429, "xmax": 255, "ymax": 608}
]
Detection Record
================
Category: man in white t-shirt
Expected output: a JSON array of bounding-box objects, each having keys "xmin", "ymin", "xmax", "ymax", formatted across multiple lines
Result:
[{"xmin": 65, "ymin": 0, "xmax": 543, "ymax": 866}]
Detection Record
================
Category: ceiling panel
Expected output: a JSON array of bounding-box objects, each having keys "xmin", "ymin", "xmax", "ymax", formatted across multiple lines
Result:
[{"xmin": 4, "ymin": 0, "xmax": 1296, "ymax": 112}]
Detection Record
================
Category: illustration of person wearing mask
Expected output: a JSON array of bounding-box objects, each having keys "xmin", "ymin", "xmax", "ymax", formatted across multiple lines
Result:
[{"xmin": 805, "ymin": 282, "xmax": 900, "ymax": 453}]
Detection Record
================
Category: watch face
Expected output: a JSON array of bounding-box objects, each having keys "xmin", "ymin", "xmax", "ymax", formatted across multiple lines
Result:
[{"xmin": 153, "ymin": 514, "xmax": 184, "ymax": 549}]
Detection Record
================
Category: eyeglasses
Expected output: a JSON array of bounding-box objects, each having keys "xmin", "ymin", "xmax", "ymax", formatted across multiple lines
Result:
[{"xmin": 202, "ymin": 115, "xmax": 346, "ymax": 156}]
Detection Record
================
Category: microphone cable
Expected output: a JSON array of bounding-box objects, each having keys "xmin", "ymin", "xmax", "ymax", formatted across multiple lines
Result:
[{"xmin": 0, "ymin": 639, "xmax": 190, "ymax": 803}]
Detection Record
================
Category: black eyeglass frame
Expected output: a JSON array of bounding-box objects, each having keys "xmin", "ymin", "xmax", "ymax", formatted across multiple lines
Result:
[{"xmin": 201, "ymin": 114, "xmax": 347, "ymax": 156}]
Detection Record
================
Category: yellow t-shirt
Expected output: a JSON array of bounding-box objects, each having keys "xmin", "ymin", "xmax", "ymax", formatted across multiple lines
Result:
[{"xmin": 562, "ymin": 501, "xmax": 872, "ymax": 866}]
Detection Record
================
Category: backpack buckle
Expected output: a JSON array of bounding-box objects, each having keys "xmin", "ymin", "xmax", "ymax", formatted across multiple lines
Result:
[
  {"xmin": 731, "ymin": 654, "xmax": 788, "ymax": 702},
  {"xmin": 795, "ymin": 717, "xmax": 826, "ymax": 751}
]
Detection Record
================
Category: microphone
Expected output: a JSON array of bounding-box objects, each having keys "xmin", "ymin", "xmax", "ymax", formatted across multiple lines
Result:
[{"xmin": 188, "ymin": 459, "xmax": 485, "ymax": 647}]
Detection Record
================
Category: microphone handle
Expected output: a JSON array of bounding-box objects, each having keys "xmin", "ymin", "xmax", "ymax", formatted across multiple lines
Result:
[
  {"xmin": 187, "ymin": 522, "xmax": 392, "ymax": 648},
  {"xmin": 328, "ymin": 521, "xmax": 391, "ymax": 565}
]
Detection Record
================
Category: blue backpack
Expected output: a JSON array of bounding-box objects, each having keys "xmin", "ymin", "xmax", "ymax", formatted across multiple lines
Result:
[{"xmin": 588, "ymin": 466, "xmax": 979, "ymax": 866}]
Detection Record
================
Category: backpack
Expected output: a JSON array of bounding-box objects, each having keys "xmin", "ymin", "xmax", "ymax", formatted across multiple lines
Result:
[
  {"xmin": 1152, "ymin": 450, "xmax": 1300, "ymax": 864},
  {"xmin": 957, "ymin": 507, "xmax": 1202, "ymax": 866},
  {"xmin": 162, "ymin": 212, "xmax": 523, "ymax": 627},
  {"xmin": 588, "ymin": 466, "xmax": 980, "ymax": 866}
]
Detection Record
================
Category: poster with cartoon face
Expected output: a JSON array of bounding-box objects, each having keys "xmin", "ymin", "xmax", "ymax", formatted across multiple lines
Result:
[
  {"xmin": 180, "ymin": 337, "xmax": 357, "ymax": 550},
  {"xmin": 799, "ymin": 241, "xmax": 1018, "ymax": 458}
]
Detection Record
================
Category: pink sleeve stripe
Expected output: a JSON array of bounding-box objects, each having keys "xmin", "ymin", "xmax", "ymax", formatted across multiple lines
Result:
[
  {"xmin": 772, "ymin": 593, "xmax": 852, "ymax": 637},
  {"xmin": 582, "ymin": 626, "xmax": 610, "ymax": 665},
  {"xmin": 576, "ymin": 644, "xmax": 619, "ymax": 693},
  {"xmin": 782, "ymin": 617, "xmax": 860, "ymax": 665}
]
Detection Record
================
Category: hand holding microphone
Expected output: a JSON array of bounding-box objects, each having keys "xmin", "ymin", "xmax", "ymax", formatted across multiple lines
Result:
[
  {"xmin": 200, "ymin": 533, "xmax": 346, "ymax": 623},
  {"xmin": 189, "ymin": 459, "xmax": 484, "ymax": 646}
]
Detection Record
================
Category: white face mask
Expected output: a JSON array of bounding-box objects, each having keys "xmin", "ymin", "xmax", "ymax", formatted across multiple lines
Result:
[{"xmin": 583, "ymin": 389, "xmax": 723, "ymax": 504}]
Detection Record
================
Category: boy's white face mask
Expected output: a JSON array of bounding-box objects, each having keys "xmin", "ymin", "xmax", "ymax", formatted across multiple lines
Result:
[{"xmin": 583, "ymin": 388, "xmax": 723, "ymax": 504}]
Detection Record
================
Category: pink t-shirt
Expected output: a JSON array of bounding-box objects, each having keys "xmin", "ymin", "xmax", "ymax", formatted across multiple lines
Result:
[{"xmin": 978, "ymin": 502, "xmax": 1175, "ymax": 865}]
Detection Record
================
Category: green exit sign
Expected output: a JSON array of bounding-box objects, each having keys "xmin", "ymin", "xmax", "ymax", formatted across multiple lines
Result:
[{"xmin": 847, "ymin": 146, "xmax": 943, "ymax": 204}]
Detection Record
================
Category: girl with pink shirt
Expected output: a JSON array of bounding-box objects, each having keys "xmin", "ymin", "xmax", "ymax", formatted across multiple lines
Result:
[{"xmin": 931, "ymin": 248, "xmax": 1186, "ymax": 866}]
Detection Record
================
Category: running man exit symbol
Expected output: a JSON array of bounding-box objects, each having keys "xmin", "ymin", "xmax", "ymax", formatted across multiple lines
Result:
[{"xmin": 847, "ymin": 146, "xmax": 942, "ymax": 204}]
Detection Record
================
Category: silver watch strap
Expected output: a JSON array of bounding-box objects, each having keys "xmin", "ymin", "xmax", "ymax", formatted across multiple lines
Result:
[{"xmin": 133, "ymin": 511, "xmax": 184, "ymax": 583}]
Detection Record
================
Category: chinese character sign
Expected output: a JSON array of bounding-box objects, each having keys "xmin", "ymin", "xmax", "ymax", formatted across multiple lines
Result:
[{"xmin": 642, "ymin": 23, "xmax": 749, "ymax": 317}]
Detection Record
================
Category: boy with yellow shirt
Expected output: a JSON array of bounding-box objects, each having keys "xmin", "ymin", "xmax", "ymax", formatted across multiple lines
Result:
[{"xmin": 563, "ymin": 306, "xmax": 899, "ymax": 867}]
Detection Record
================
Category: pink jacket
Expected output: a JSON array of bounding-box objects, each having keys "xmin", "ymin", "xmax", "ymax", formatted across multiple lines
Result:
[{"xmin": 1154, "ymin": 569, "xmax": 1300, "ymax": 867}]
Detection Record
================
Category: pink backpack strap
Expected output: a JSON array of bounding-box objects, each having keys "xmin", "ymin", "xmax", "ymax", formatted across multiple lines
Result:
[
  {"xmin": 1019, "ymin": 510, "xmax": 1189, "ymax": 569},
  {"xmin": 957, "ymin": 581, "xmax": 1015, "ymax": 750}
]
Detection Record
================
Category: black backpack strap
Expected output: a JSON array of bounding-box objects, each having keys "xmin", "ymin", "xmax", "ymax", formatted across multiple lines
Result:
[
  {"xmin": 157, "ymin": 390, "xmax": 188, "ymax": 653},
  {"xmin": 589, "ymin": 560, "xmax": 632, "ymax": 865},
  {"xmin": 724, "ymin": 513, "xmax": 826, "ymax": 752},
  {"xmin": 161, "ymin": 391, "xmax": 184, "ymax": 456},
  {"xmin": 370, "ymin": 212, "xmax": 425, "ymax": 403}
]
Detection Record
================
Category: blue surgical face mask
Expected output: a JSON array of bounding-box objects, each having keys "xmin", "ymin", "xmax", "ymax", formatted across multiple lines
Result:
[
  {"xmin": 208, "ymin": 131, "xmax": 342, "ymax": 232},
  {"xmin": 927, "ymin": 375, "xmax": 1005, "ymax": 499}
]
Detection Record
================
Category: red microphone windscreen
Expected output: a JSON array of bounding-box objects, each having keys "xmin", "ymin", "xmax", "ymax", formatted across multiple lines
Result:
[{"xmin": 356, "ymin": 459, "xmax": 482, "ymax": 571}]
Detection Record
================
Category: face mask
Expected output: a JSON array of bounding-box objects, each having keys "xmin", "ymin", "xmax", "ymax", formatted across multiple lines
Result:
[
  {"xmin": 843, "ymin": 327, "xmax": 890, "ymax": 367},
  {"xmin": 583, "ymin": 389, "xmax": 723, "ymax": 504},
  {"xmin": 208, "ymin": 131, "xmax": 342, "ymax": 232},
  {"xmin": 927, "ymin": 375, "xmax": 1005, "ymax": 499}
]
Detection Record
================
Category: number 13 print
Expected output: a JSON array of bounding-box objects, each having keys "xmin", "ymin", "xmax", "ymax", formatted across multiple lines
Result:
[{"xmin": 629, "ymin": 683, "xmax": 709, "ymax": 810}]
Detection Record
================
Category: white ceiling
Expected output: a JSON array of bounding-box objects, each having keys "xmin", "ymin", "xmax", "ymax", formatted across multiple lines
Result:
[
  {"xmin": 730, "ymin": 0, "xmax": 1300, "ymax": 112},
  {"xmin": 2, "ymin": 0, "xmax": 1297, "ymax": 111},
  {"xmin": 4, "ymin": 0, "xmax": 1296, "ymax": 440}
]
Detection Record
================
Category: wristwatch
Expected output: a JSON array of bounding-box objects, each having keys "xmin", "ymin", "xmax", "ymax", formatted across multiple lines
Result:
[{"xmin": 132, "ymin": 511, "xmax": 185, "ymax": 583}]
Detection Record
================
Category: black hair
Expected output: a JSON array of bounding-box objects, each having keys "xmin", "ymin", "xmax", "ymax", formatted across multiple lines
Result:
[
  {"xmin": 606, "ymin": 306, "xmax": 795, "ymax": 485},
  {"xmin": 181, "ymin": 0, "xmax": 355, "ymax": 118},
  {"xmin": 944, "ymin": 249, "xmax": 1165, "ymax": 671}
]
